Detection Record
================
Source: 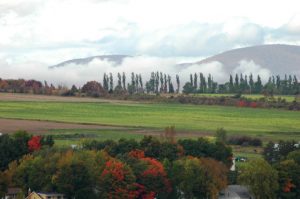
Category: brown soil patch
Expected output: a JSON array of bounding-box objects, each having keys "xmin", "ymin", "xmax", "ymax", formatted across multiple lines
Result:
[{"xmin": 0, "ymin": 118, "xmax": 124, "ymax": 134}]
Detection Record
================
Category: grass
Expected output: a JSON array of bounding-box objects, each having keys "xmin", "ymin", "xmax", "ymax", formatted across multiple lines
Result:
[
  {"xmin": 0, "ymin": 101, "xmax": 299, "ymax": 138},
  {"xmin": 45, "ymin": 129, "xmax": 145, "ymax": 146}
]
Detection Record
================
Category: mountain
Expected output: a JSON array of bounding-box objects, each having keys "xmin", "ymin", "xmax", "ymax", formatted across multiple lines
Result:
[
  {"xmin": 50, "ymin": 45, "xmax": 300, "ymax": 76},
  {"xmin": 50, "ymin": 55, "xmax": 130, "ymax": 68},
  {"xmin": 187, "ymin": 44, "xmax": 300, "ymax": 75}
]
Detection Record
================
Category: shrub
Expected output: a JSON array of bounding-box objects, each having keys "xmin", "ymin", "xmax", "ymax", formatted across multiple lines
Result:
[{"xmin": 227, "ymin": 136, "xmax": 262, "ymax": 146}]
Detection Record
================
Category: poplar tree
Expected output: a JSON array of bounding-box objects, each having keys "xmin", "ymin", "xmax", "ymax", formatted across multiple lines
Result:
[
  {"xmin": 117, "ymin": 73, "xmax": 122, "ymax": 88},
  {"xmin": 249, "ymin": 74, "xmax": 254, "ymax": 94},
  {"xmin": 234, "ymin": 74, "xmax": 239, "ymax": 91},
  {"xmin": 103, "ymin": 73, "xmax": 109, "ymax": 91},
  {"xmin": 164, "ymin": 74, "xmax": 167, "ymax": 93},
  {"xmin": 109, "ymin": 73, "xmax": 113, "ymax": 93},
  {"xmin": 139, "ymin": 74, "xmax": 143, "ymax": 92},
  {"xmin": 194, "ymin": 73, "xmax": 198, "ymax": 89},
  {"xmin": 176, "ymin": 75, "xmax": 180, "ymax": 93},
  {"xmin": 160, "ymin": 72, "xmax": 164, "ymax": 93},
  {"xmin": 155, "ymin": 72, "xmax": 159, "ymax": 93},
  {"xmin": 229, "ymin": 75, "xmax": 234, "ymax": 93},
  {"xmin": 122, "ymin": 72, "xmax": 126, "ymax": 90},
  {"xmin": 135, "ymin": 74, "xmax": 139, "ymax": 92}
]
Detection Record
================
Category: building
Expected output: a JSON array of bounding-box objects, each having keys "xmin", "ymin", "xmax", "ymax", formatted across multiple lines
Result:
[
  {"xmin": 4, "ymin": 188, "xmax": 23, "ymax": 199},
  {"xmin": 25, "ymin": 192, "xmax": 65, "ymax": 199}
]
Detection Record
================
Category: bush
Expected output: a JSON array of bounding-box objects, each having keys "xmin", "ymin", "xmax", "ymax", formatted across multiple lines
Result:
[{"xmin": 227, "ymin": 136, "xmax": 262, "ymax": 146}]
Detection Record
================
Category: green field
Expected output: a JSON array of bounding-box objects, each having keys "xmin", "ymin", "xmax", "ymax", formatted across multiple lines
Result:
[
  {"xmin": 45, "ymin": 129, "xmax": 145, "ymax": 146},
  {"xmin": 0, "ymin": 101, "xmax": 299, "ymax": 140}
]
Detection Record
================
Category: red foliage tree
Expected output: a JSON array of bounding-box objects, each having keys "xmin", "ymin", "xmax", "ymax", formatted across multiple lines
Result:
[
  {"xmin": 99, "ymin": 159, "xmax": 138, "ymax": 199},
  {"xmin": 128, "ymin": 150, "xmax": 172, "ymax": 198},
  {"xmin": 237, "ymin": 100, "xmax": 247, "ymax": 107},
  {"xmin": 283, "ymin": 179, "xmax": 295, "ymax": 193},
  {"xmin": 128, "ymin": 149, "xmax": 145, "ymax": 159},
  {"xmin": 28, "ymin": 136, "xmax": 42, "ymax": 151},
  {"xmin": 250, "ymin": 101, "xmax": 257, "ymax": 108}
]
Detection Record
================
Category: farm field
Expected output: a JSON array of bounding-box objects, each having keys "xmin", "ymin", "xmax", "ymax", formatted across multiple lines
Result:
[{"xmin": 0, "ymin": 98, "xmax": 299, "ymax": 141}]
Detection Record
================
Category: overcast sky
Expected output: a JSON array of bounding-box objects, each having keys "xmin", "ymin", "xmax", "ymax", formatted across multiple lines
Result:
[
  {"xmin": 1, "ymin": 0, "xmax": 300, "ymax": 64},
  {"xmin": 0, "ymin": 0, "xmax": 300, "ymax": 85}
]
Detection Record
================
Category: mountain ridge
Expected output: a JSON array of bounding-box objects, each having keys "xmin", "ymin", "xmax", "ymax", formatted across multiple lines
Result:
[
  {"xmin": 50, "ymin": 44, "xmax": 300, "ymax": 76},
  {"xmin": 50, "ymin": 55, "xmax": 130, "ymax": 68},
  {"xmin": 190, "ymin": 44, "xmax": 300, "ymax": 74}
]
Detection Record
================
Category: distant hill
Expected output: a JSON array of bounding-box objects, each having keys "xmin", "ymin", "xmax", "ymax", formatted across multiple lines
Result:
[
  {"xmin": 50, "ymin": 55, "xmax": 130, "ymax": 68},
  {"xmin": 187, "ymin": 44, "xmax": 300, "ymax": 75},
  {"xmin": 50, "ymin": 45, "xmax": 300, "ymax": 76}
]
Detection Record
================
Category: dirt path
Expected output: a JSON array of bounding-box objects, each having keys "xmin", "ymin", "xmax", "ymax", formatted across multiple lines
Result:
[{"xmin": 0, "ymin": 118, "xmax": 125, "ymax": 134}]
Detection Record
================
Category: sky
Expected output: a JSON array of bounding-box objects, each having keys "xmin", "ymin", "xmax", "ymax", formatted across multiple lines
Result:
[{"xmin": 1, "ymin": 0, "xmax": 300, "ymax": 85}]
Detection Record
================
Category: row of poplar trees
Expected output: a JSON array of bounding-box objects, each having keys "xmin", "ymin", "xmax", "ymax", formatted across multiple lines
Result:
[{"xmin": 102, "ymin": 72, "xmax": 299, "ymax": 95}]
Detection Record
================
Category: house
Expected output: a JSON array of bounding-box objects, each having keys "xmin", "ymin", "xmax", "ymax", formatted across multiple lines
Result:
[
  {"xmin": 4, "ymin": 188, "xmax": 23, "ymax": 199},
  {"xmin": 25, "ymin": 192, "xmax": 65, "ymax": 199}
]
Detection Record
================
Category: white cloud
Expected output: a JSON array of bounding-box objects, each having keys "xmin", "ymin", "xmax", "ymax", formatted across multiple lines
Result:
[
  {"xmin": 1, "ymin": 0, "xmax": 300, "ymax": 80},
  {"xmin": 0, "ymin": 56, "xmax": 229, "ymax": 87},
  {"xmin": 233, "ymin": 60, "xmax": 271, "ymax": 82}
]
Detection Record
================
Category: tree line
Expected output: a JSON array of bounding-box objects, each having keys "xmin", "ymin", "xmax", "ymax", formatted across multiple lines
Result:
[
  {"xmin": 101, "ymin": 72, "xmax": 299, "ymax": 95},
  {"xmin": 1, "ymin": 72, "xmax": 299, "ymax": 96},
  {"xmin": 1, "ymin": 130, "xmax": 299, "ymax": 199}
]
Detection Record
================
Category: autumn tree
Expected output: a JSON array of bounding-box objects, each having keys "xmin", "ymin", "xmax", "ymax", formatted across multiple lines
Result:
[
  {"xmin": 82, "ymin": 81, "xmax": 106, "ymax": 97},
  {"xmin": 28, "ymin": 136, "xmax": 41, "ymax": 152},
  {"xmin": 275, "ymin": 159, "xmax": 300, "ymax": 199},
  {"xmin": 126, "ymin": 150, "xmax": 172, "ymax": 198},
  {"xmin": 98, "ymin": 158, "xmax": 137, "ymax": 199},
  {"xmin": 170, "ymin": 157, "xmax": 227, "ymax": 199},
  {"xmin": 238, "ymin": 159, "xmax": 279, "ymax": 199}
]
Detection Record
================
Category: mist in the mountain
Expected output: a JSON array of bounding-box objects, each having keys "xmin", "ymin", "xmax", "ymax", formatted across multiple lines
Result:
[{"xmin": 0, "ymin": 56, "xmax": 274, "ymax": 87}]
